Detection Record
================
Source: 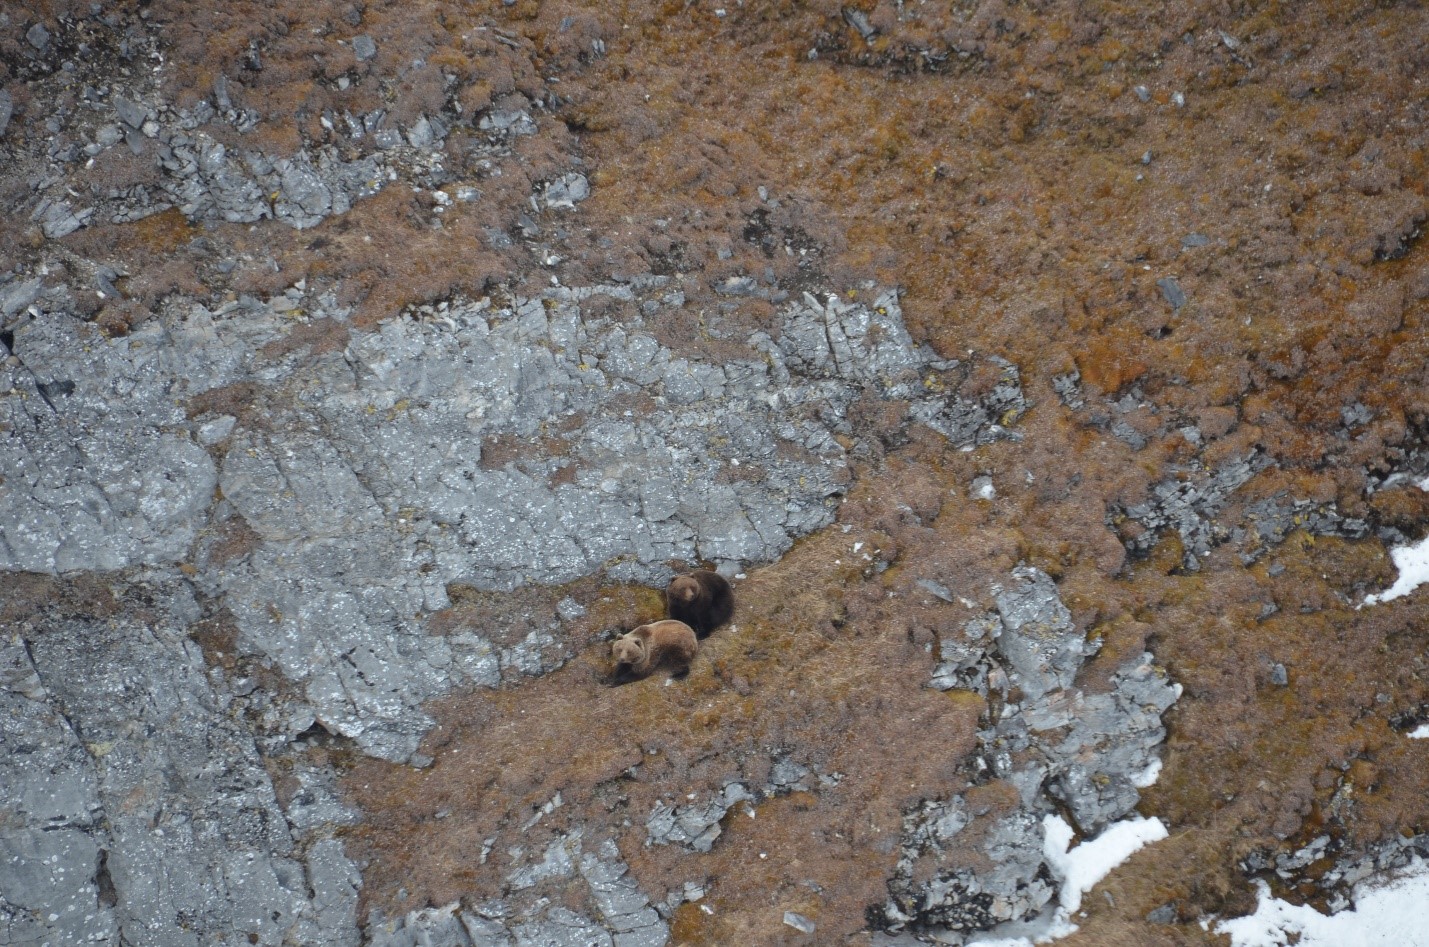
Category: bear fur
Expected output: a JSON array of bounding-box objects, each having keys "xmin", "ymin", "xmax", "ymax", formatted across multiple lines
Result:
[
  {"xmin": 611, "ymin": 620, "xmax": 698, "ymax": 681},
  {"xmin": 665, "ymin": 569, "xmax": 734, "ymax": 638}
]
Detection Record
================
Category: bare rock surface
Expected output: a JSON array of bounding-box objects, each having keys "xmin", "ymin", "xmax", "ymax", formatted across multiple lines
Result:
[
  {"xmin": 1, "ymin": 579, "xmax": 360, "ymax": 947},
  {"xmin": 366, "ymin": 836, "xmax": 664, "ymax": 947},
  {"xmin": 4, "ymin": 271, "xmax": 1022, "ymax": 762},
  {"xmin": 878, "ymin": 568, "xmax": 1179, "ymax": 936}
]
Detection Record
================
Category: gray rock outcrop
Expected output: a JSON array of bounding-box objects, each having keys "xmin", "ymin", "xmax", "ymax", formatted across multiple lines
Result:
[
  {"xmin": 2, "ymin": 279, "xmax": 1023, "ymax": 764},
  {"xmin": 0, "ymin": 580, "xmax": 360, "ymax": 947},
  {"xmin": 877, "ymin": 567, "xmax": 1181, "ymax": 939}
]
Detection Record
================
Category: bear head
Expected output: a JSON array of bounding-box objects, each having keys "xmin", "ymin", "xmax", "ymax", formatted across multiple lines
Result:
[
  {"xmin": 611, "ymin": 634, "xmax": 647, "ymax": 666},
  {"xmin": 668, "ymin": 575, "xmax": 701, "ymax": 603}
]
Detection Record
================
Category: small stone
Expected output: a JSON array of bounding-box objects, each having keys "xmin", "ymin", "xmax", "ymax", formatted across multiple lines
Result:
[
  {"xmin": 1133, "ymin": 85, "xmax": 1151, "ymax": 102},
  {"xmin": 1156, "ymin": 277, "xmax": 1187, "ymax": 310},
  {"xmin": 542, "ymin": 172, "xmax": 590, "ymax": 210},
  {"xmin": 0, "ymin": 90, "xmax": 14, "ymax": 138},
  {"xmin": 197, "ymin": 415, "xmax": 238, "ymax": 446},
  {"xmin": 782, "ymin": 912, "xmax": 815, "ymax": 934},
  {"xmin": 1, "ymin": 277, "xmax": 44, "ymax": 317},
  {"xmin": 1146, "ymin": 903, "xmax": 1178, "ymax": 925},
  {"xmin": 556, "ymin": 597, "xmax": 586, "ymax": 621},
  {"xmin": 113, "ymin": 96, "xmax": 147, "ymax": 129},
  {"xmin": 95, "ymin": 124, "xmax": 123, "ymax": 148},
  {"xmin": 27, "ymin": 22, "xmax": 51, "ymax": 50},
  {"xmin": 1141, "ymin": 150, "xmax": 1152, "ymax": 165},
  {"xmin": 1340, "ymin": 402, "xmax": 1373, "ymax": 429},
  {"xmin": 972, "ymin": 476, "xmax": 996, "ymax": 500},
  {"xmin": 406, "ymin": 115, "xmax": 434, "ymax": 148},
  {"xmin": 1270, "ymin": 663, "xmax": 1288, "ymax": 687},
  {"xmin": 714, "ymin": 275, "xmax": 758, "ymax": 297},
  {"xmin": 1181, "ymin": 232, "xmax": 1210, "ymax": 248},
  {"xmin": 917, "ymin": 579, "xmax": 956, "ymax": 603},
  {"xmin": 352, "ymin": 34, "xmax": 377, "ymax": 61},
  {"xmin": 93, "ymin": 267, "xmax": 121, "ymax": 299},
  {"xmin": 1268, "ymin": 562, "xmax": 1285, "ymax": 577},
  {"xmin": 213, "ymin": 74, "xmax": 232, "ymax": 111}
]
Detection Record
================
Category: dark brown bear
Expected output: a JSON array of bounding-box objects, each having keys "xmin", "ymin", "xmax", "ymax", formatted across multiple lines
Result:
[
  {"xmin": 611, "ymin": 620, "xmax": 698, "ymax": 682},
  {"xmin": 665, "ymin": 569, "xmax": 734, "ymax": 639}
]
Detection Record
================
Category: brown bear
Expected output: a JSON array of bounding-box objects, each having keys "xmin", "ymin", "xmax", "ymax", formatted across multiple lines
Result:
[
  {"xmin": 665, "ymin": 569, "xmax": 734, "ymax": 638},
  {"xmin": 611, "ymin": 620, "xmax": 698, "ymax": 682}
]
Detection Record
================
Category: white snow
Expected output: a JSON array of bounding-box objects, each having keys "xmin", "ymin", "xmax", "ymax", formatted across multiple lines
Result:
[
  {"xmin": 1215, "ymin": 858, "xmax": 1429, "ymax": 947},
  {"xmin": 1361, "ymin": 534, "xmax": 1429, "ymax": 606},
  {"xmin": 1362, "ymin": 475, "xmax": 1429, "ymax": 607},
  {"xmin": 1045, "ymin": 815, "xmax": 1169, "ymax": 915},
  {"xmin": 1409, "ymin": 723, "xmax": 1429, "ymax": 740},
  {"xmin": 966, "ymin": 814, "xmax": 1169, "ymax": 946},
  {"xmin": 1130, "ymin": 757, "xmax": 1163, "ymax": 788}
]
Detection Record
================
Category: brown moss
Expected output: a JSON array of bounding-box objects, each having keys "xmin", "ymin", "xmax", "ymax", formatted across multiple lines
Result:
[
  {"xmin": 20, "ymin": 0, "xmax": 1424, "ymax": 941},
  {"xmin": 257, "ymin": 317, "xmax": 350, "ymax": 361},
  {"xmin": 343, "ymin": 522, "xmax": 983, "ymax": 938},
  {"xmin": 0, "ymin": 572, "xmax": 121, "ymax": 626}
]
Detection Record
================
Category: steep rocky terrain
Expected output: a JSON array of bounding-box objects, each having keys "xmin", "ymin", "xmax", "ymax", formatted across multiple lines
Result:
[{"xmin": 2, "ymin": 1, "xmax": 1427, "ymax": 945}]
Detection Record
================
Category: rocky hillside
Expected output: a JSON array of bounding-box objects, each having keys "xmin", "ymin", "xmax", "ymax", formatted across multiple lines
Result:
[{"xmin": 2, "ymin": 2, "xmax": 1427, "ymax": 945}]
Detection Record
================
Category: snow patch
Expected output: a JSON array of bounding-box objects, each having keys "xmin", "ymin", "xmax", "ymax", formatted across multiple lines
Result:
[
  {"xmin": 966, "ymin": 815, "xmax": 1168, "ymax": 946},
  {"xmin": 1215, "ymin": 857, "xmax": 1429, "ymax": 947},
  {"xmin": 1409, "ymin": 724, "xmax": 1429, "ymax": 740},
  {"xmin": 1361, "ymin": 534, "xmax": 1429, "ymax": 606},
  {"xmin": 1131, "ymin": 758, "xmax": 1163, "ymax": 788},
  {"xmin": 1045, "ymin": 815, "xmax": 1169, "ymax": 915},
  {"xmin": 1362, "ymin": 476, "xmax": 1429, "ymax": 607}
]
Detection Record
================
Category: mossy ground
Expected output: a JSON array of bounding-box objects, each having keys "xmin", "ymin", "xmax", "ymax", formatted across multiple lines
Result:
[
  {"xmin": 332, "ymin": 2, "xmax": 1428, "ymax": 942},
  {"xmin": 7, "ymin": 0, "xmax": 1429, "ymax": 943}
]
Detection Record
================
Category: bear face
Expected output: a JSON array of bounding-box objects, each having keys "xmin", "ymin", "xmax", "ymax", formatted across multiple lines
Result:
[
  {"xmin": 668, "ymin": 575, "xmax": 701, "ymax": 604},
  {"xmin": 611, "ymin": 634, "xmax": 647, "ymax": 666}
]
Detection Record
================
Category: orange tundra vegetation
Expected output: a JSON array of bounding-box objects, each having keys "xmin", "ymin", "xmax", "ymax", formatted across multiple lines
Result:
[
  {"xmin": 10, "ymin": 0, "xmax": 1424, "ymax": 941},
  {"xmin": 335, "ymin": 2, "xmax": 1428, "ymax": 942}
]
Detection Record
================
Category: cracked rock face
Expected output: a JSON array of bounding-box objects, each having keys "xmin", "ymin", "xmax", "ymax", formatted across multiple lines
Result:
[
  {"xmin": 2, "ymin": 279, "xmax": 1022, "ymax": 763},
  {"xmin": 1, "ymin": 311, "xmax": 218, "ymax": 573},
  {"xmin": 367, "ymin": 836, "xmax": 665, "ymax": 947},
  {"xmin": 0, "ymin": 580, "xmax": 360, "ymax": 947},
  {"xmin": 646, "ymin": 783, "xmax": 754, "ymax": 853},
  {"xmin": 0, "ymin": 248, "xmax": 1028, "ymax": 941},
  {"xmin": 8, "ymin": 15, "xmax": 392, "ymax": 236}
]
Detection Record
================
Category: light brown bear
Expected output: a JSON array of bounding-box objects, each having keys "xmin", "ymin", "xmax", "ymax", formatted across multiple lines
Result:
[
  {"xmin": 665, "ymin": 569, "xmax": 734, "ymax": 639},
  {"xmin": 611, "ymin": 620, "xmax": 698, "ymax": 682}
]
